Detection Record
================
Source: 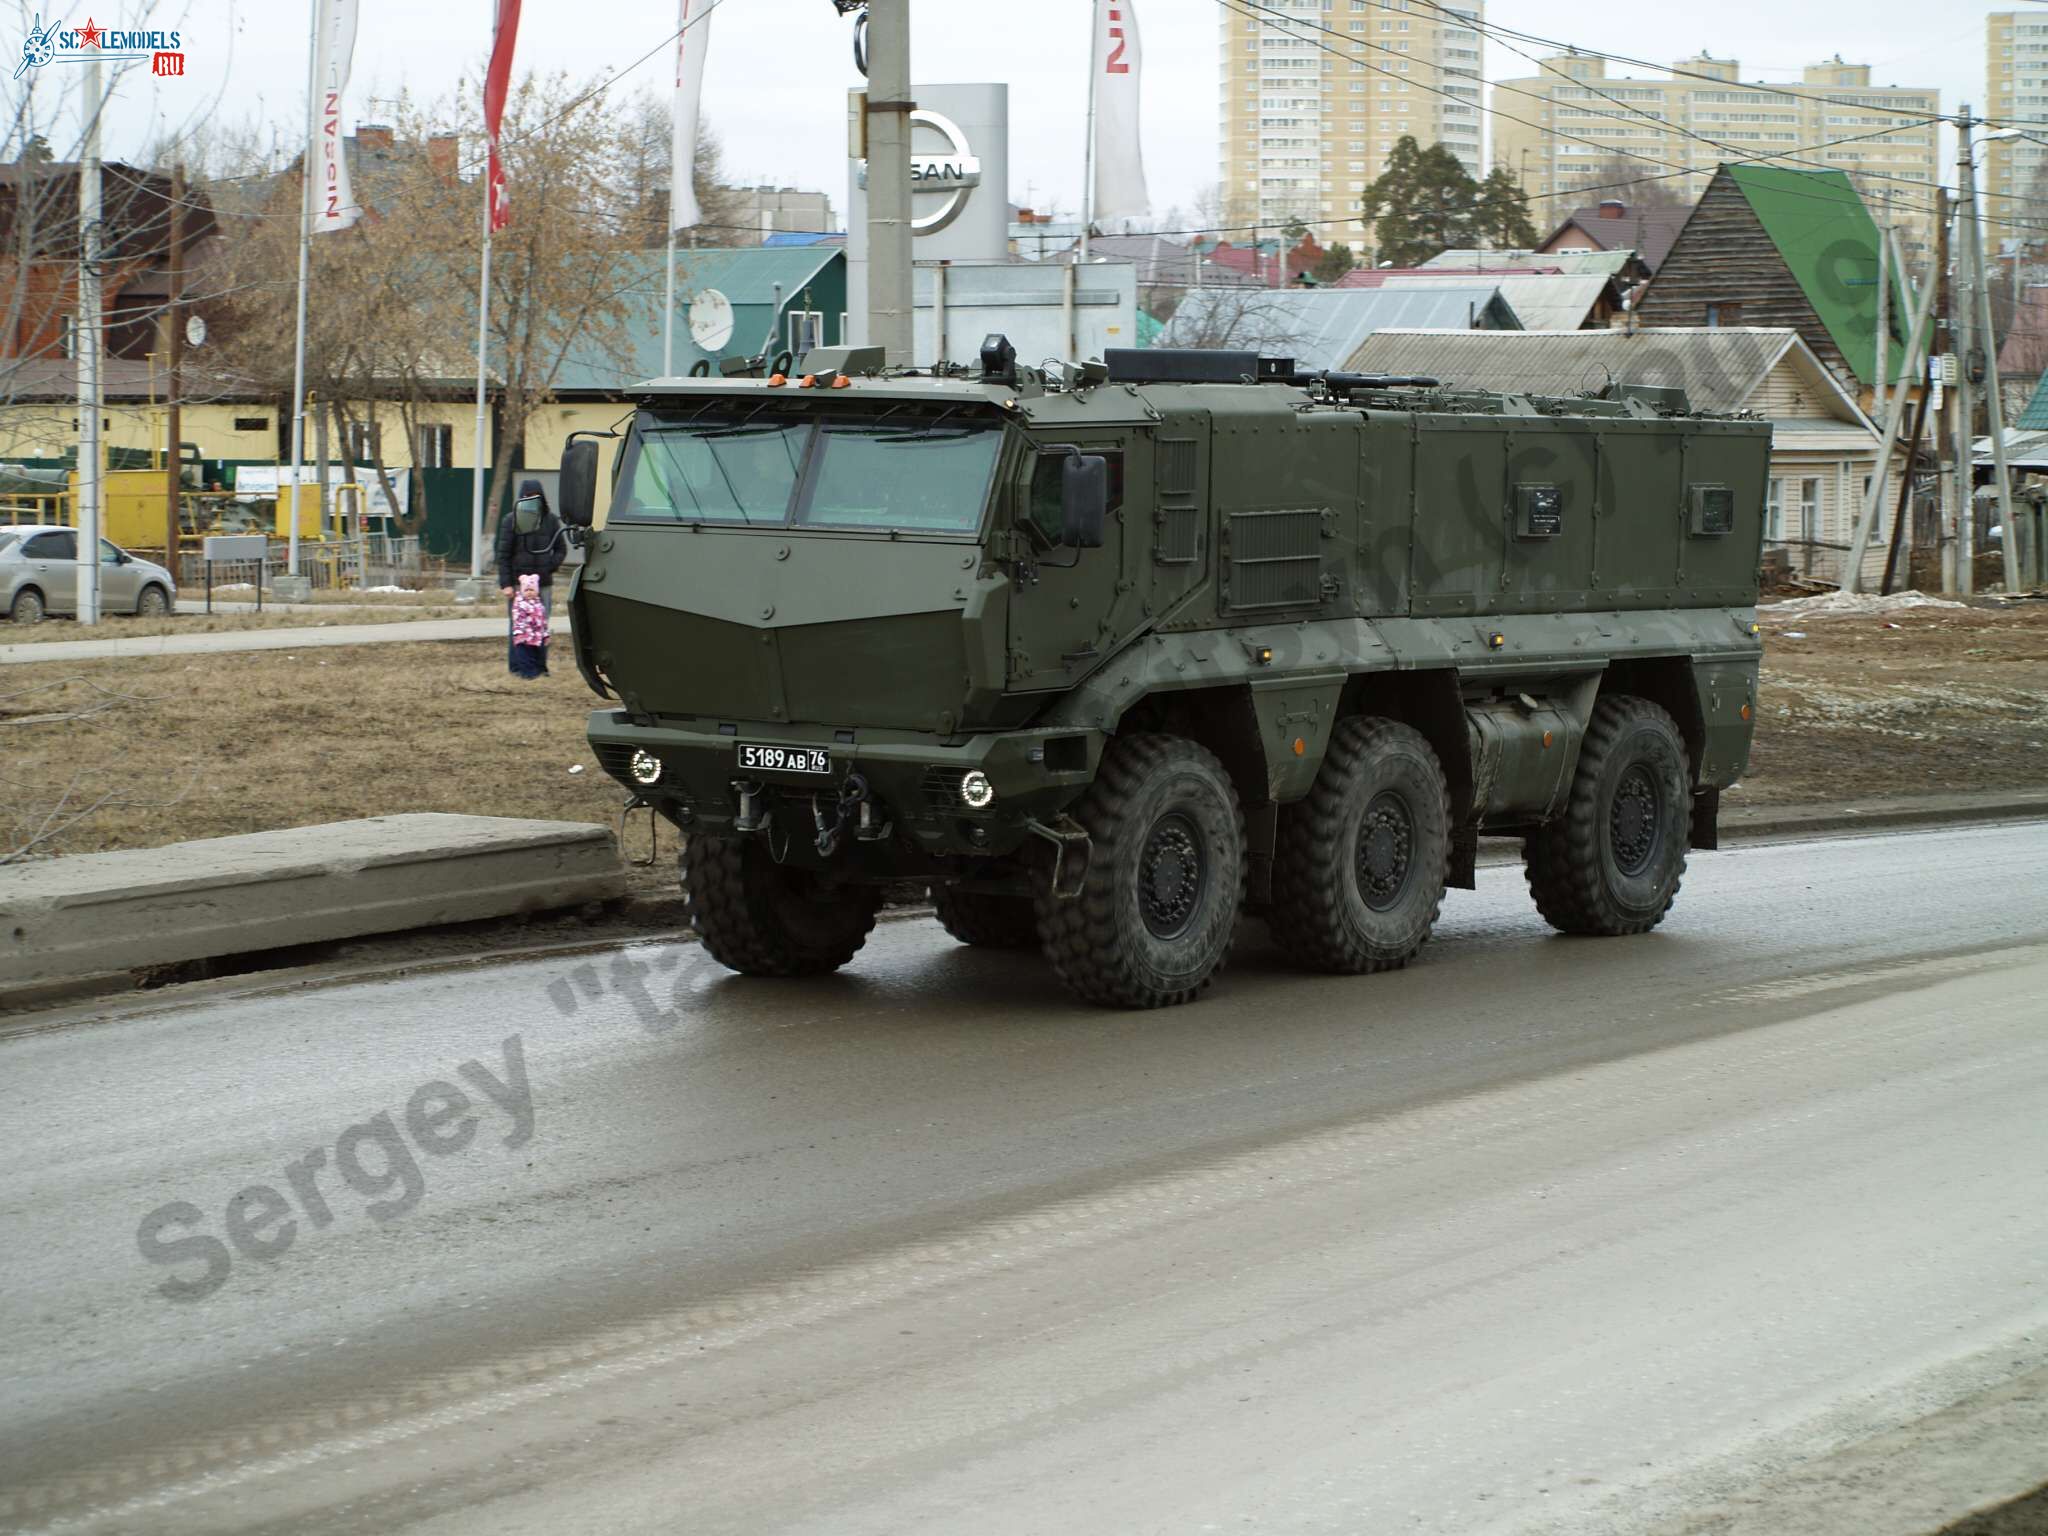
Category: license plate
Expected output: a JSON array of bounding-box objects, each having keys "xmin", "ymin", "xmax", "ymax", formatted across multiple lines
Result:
[{"xmin": 736, "ymin": 742, "xmax": 833, "ymax": 776}]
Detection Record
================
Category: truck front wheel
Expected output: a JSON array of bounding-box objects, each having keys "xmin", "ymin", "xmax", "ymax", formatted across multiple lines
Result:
[
  {"xmin": 1524, "ymin": 695, "xmax": 1690, "ymax": 936},
  {"xmin": 1269, "ymin": 717, "xmax": 1451, "ymax": 974},
  {"xmin": 682, "ymin": 835, "xmax": 881, "ymax": 977},
  {"xmin": 1036, "ymin": 734, "xmax": 1245, "ymax": 1008}
]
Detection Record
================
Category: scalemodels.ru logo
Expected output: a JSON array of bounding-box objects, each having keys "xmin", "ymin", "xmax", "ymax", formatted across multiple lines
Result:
[{"xmin": 14, "ymin": 14, "xmax": 186, "ymax": 79}]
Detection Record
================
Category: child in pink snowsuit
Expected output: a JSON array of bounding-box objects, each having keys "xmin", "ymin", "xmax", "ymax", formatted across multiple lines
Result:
[{"xmin": 509, "ymin": 573, "xmax": 549, "ymax": 678}]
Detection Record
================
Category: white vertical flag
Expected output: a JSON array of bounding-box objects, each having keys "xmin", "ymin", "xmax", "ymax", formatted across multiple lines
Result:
[
  {"xmin": 309, "ymin": 0, "xmax": 361, "ymax": 233},
  {"xmin": 670, "ymin": 0, "xmax": 713, "ymax": 232},
  {"xmin": 1090, "ymin": 0, "xmax": 1149, "ymax": 226}
]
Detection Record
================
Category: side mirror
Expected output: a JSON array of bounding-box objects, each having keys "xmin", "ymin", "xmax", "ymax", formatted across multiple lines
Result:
[
  {"xmin": 559, "ymin": 438, "xmax": 599, "ymax": 528},
  {"xmin": 1061, "ymin": 454, "xmax": 1108, "ymax": 549}
]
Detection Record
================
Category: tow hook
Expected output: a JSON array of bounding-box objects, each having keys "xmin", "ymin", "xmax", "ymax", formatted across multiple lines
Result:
[
  {"xmin": 814, "ymin": 772, "xmax": 888, "ymax": 858},
  {"xmin": 1026, "ymin": 815, "xmax": 1092, "ymax": 900},
  {"xmin": 733, "ymin": 781, "xmax": 767, "ymax": 833}
]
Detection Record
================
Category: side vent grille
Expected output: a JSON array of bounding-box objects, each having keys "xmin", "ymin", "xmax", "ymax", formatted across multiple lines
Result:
[
  {"xmin": 1225, "ymin": 509, "xmax": 1326, "ymax": 609},
  {"xmin": 1155, "ymin": 437, "xmax": 1201, "ymax": 567}
]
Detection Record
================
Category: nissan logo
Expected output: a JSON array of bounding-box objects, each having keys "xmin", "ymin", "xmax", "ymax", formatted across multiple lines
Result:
[{"xmin": 857, "ymin": 108, "xmax": 983, "ymax": 235}]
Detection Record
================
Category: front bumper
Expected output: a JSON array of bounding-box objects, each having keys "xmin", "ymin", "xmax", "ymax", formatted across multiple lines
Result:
[{"xmin": 587, "ymin": 712, "xmax": 1103, "ymax": 862}]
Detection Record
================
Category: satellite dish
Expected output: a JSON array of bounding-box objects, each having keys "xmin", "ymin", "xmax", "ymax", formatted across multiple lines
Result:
[
  {"xmin": 688, "ymin": 289, "xmax": 735, "ymax": 354},
  {"xmin": 184, "ymin": 313, "xmax": 207, "ymax": 347}
]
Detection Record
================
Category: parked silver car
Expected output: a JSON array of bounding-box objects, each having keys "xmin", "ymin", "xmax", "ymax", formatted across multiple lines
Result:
[{"xmin": 0, "ymin": 525, "xmax": 177, "ymax": 623}]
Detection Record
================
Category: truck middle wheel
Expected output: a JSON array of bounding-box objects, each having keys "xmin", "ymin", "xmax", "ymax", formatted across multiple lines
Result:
[
  {"xmin": 1036, "ymin": 734, "xmax": 1246, "ymax": 1008},
  {"xmin": 1269, "ymin": 717, "xmax": 1451, "ymax": 974}
]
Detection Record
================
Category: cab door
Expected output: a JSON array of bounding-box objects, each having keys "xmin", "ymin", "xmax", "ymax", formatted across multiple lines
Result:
[{"xmin": 1006, "ymin": 434, "xmax": 1148, "ymax": 691}]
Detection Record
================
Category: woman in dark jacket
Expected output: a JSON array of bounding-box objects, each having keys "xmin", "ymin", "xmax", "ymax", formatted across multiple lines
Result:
[{"xmin": 496, "ymin": 480, "xmax": 565, "ymax": 675}]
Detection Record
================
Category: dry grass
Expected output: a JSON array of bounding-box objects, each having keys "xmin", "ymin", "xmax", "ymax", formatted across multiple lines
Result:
[
  {"xmin": 4, "ymin": 606, "xmax": 2045, "ymax": 905},
  {"xmin": 0, "ymin": 603, "xmax": 484, "ymax": 645},
  {"xmin": 0, "ymin": 639, "xmax": 678, "ymax": 893}
]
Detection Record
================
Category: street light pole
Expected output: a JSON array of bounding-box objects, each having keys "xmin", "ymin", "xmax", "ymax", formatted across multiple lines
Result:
[{"xmin": 75, "ymin": 54, "xmax": 103, "ymax": 626}]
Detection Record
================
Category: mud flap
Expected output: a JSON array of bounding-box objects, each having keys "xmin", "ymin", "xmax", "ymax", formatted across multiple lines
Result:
[
  {"xmin": 1448, "ymin": 826, "xmax": 1478, "ymax": 891},
  {"xmin": 1690, "ymin": 787, "xmax": 1720, "ymax": 851}
]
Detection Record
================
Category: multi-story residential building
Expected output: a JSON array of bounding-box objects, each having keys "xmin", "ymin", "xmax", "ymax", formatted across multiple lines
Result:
[
  {"xmin": 1218, "ymin": 0, "xmax": 1483, "ymax": 235},
  {"xmin": 1986, "ymin": 12, "xmax": 2048, "ymax": 224},
  {"xmin": 730, "ymin": 186, "xmax": 838, "ymax": 244},
  {"xmin": 1491, "ymin": 53, "xmax": 1940, "ymax": 265}
]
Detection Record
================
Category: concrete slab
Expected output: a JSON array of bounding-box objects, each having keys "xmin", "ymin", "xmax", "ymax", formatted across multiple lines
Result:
[{"xmin": 0, "ymin": 814, "xmax": 624, "ymax": 989}]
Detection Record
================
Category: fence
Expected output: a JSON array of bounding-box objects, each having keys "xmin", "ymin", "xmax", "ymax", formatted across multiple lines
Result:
[{"xmin": 176, "ymin": 535, "xmax": 426, "ymax": 594}]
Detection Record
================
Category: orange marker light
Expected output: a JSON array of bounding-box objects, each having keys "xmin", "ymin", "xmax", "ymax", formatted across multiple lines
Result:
[
  {"xmin": 799, "ymin": 374, "xmax": 818, "ymax": 389},
  {"xmin": 1740, "ymin": 703, "xmax": 1752, "ymax": 720},
  {"xmin": 767, "ymin": 373, "xmax": 788, "ymax": 387},
  {"xmin": 1542, "ymin": 730, "xmax": 1553, "ymax": 748},
  {"xmin": 830, "ymin": 374, "xmax": 852, "ymax": 390},
  {"xmin": 1292, "ymin": 737, "xmax": 1306, "ymax": 756}
]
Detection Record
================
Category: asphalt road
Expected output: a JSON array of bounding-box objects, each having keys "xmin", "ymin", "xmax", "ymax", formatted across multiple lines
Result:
[{"xmin": 3, "ymin": 824, "xmax": 2045, "ymax": 1535}]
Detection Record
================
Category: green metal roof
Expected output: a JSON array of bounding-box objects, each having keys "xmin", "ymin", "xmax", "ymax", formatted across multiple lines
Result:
[
  {"xmin": 1724, "ymin": 164, "xmax": 1912, "ymax": 387},
  {"xmin": 552, "ymin": 246, "xmax": 846, "ymax": 394},
  {"xmin": 2017, "ymin": 373, "xmax": 2048, "ymax": 432}
]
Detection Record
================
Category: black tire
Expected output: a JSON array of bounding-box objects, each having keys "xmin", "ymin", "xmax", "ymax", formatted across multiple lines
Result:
[
  {"xmin": 1036, "ymin": 733, "xmax": 1245, "ymax": 1008},
  {"xmin": 1268, "ymin": 717, "xmax": 1451, "ymax": 974},
  {"xmin": 681, "ymin": 834, "xmax": 881, "ymax": 977},
  {"xmin": 136, "ymin": 584, "xmax": 170, "ymax": 618},
  {"xmin": 932, "ymin": 886, "xmax": 1039, "ymax": 949},
  {"xmin": 1524, "ymin": 695, "xmax": 1691, "ymax": 936},
  {"xmin": 10, "ymin": 587, "xmax": 44, "ymax": 624}
]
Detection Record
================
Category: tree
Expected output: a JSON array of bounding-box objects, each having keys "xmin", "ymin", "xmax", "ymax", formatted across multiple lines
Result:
[
  {"xmin": 1360, "ymin": 137, "xmax": 1490, "ymax": 268},
  {"xmin": 1312, "ymin": 243, "xmax": 1358, "ymax": 284},
  {"xmin": 1554, "ymin": 156, "xmax": 1691, "ymax": 211},
  {"xmin": 1476, "ymin": 166, "xmax": 1538, "ymax": 250}
]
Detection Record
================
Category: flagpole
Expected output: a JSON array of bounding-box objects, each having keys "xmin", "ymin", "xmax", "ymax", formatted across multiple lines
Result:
[
  {"xmin": 287, "ymin": 0, "xmax": 319, "ymax": 580},
  {"xmin": 1080, "ymin": 0, "xmax": 1097, "ymax": 266},
  {"xmin": 663, "ymin": 228, "xmax": 678, "ymax": 376},
  {"xmin": 469, "ymin": 7, "xmax": 497, "ymax": 588}
]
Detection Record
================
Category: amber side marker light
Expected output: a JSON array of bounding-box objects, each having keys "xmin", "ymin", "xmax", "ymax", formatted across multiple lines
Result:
[
  {"xmin": 1487, "ymin": 632, "xmax": 1506, "ymax": 650},
  {"xmin": 767, "ymin": 372, "xmax": 788, "ymax": 387},
  {"xmin": 799, "ymin": 374, "xmax": 818, "ymax": 389},
  {"xmin": 1292, "ymin": 737, "xmax": 1306, "ymax": 756},
  {"xmin": 1741, "ymin": 703, "xmax": 1752, "ymax": 720},
  {"xmin": 830, "ymin": 374, "xmax": 852, "ymax": 390}
]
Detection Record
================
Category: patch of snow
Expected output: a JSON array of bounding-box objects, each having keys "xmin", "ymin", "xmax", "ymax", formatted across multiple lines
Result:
[{"xmin": 1762, "ymin": 591, "xmax": 1967, "ymax": 617}]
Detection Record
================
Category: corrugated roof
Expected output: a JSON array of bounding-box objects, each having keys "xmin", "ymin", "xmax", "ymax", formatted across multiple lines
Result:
[
  {"xmin": 1418, "ymin": 247, "xmax": 1637, "ymax": 278},
  {"xmin": 1722, "ymin": 164, "xmax": 1910, "ymax": 388},
  {"xmin": 1162, "ymin": 286, "xmax": 1519, "ymax": 371},
  {"xmin": 1380, "ymin": 272, "xmax": 1613, "ymax": 329},
  {"xmin": 1344, "ymin": 326, "xmax": 1865, "ymax": 425}
]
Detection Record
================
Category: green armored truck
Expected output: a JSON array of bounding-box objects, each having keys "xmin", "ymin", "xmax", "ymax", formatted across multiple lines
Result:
[{"xmin": 558, "ymin": 340, "xmax": 1767, "ymax": 1008}]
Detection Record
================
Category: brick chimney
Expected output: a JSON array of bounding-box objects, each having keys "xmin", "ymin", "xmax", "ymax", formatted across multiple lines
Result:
[
  {"xmin": 355, "ymin": 123, "xmax": 395, "ymax": 154},
  {"xmin": 1598, "ymin": 199, "xmax": 1627, "ymax": 219},
  {"xmin": 427, "ymin": 133, "xmax": 460, "ymax": 180}
]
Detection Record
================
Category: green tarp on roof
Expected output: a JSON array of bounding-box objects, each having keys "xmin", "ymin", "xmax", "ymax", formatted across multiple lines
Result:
[{"xmin": 1724, "ymin": 163, "xmax": 1914, "ymax": 387}]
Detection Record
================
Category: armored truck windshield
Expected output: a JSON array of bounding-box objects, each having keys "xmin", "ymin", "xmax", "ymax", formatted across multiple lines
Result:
[{"xmin": 611, "ymin": 408, "xmax": 1003, "ymax": 535}]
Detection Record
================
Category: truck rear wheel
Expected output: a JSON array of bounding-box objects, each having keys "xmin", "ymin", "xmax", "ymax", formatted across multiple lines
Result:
[
  {"xmin": 681, "ymin": 835, "xmax": 881, "ymax": 977},
  {"xmin": 1269, "ymin": 717, "xmax": 1451, "ymax": 974},
  {"xmin": 1036, "ymin": 733, "xmax": 1245, "ymax": 1008},
  {"xmin": 932, "ymin": 886, "xmax": 1039, "ymax": 949},
  {"xmin": 1524, "ymin": 696, "xmax": 1690, "ymax": 936}
]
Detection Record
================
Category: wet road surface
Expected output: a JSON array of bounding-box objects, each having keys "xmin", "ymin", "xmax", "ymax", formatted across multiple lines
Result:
[{"xmin": 3, "ymin": 823, "xmax": 2045, "ymax": 1534}]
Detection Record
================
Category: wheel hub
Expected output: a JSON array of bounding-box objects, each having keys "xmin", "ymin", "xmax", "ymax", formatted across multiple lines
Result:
[
  {"xmin": 1356, "ymin": 791, "xmax": 1415, "ymax": 911},
  {"xmin": 1139, "ymin": 813, "xmax": 1206, "ymax": 939},
  {"xmin": 1610, "ymin": 765, "xmax": 1661, "ymax": 876}
]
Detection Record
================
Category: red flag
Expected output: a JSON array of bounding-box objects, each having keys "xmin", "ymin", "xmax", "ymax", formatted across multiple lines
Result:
[{"xmin": 484, "ymin": 0, "xmax": 522, "ymax": 231}]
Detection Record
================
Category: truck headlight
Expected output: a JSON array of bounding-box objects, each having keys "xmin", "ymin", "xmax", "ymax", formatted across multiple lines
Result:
[
  {"xmin": 629, "ymin": 750, "xmax": 662, "ymax": 785},
  {"xmin": 960, "ymin": 770, "xmax": 995, "ymax": 809}
]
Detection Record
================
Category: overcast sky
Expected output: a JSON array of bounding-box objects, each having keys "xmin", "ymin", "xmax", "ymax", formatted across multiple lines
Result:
[{"xmin": 12, "ymin": 0, "xmax": 2033, "ymax": 230}]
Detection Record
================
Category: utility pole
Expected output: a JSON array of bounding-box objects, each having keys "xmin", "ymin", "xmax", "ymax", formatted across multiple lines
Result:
[
  {"xmin": 1962, "ymin": 114, "xmax": 2025, "ymax": 594},
  {"xmin": 75, "ymin": 54, "xmax": 103, "ymax": 626},
  {"xmin": 1953, "ymin": 114, "xmax": 1978, "ymax": 597},
  {"xmin": 1875, "ymin": 186, "xmax": 1891, "ymax": 396},
  {"xmin": 165, "ymin": 163, "xmax": 185, "ymax": 572},
  {"xmin": 863, "ymin": 0, "xmax": 913, "ymax": 367},
  {"xmin": 1935, "ymin": 187, "xmax": 1957, "ymax": 593},
  {"xmin": 287, "ymin": 1, "xmax": 318, "ymax": 585}
]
